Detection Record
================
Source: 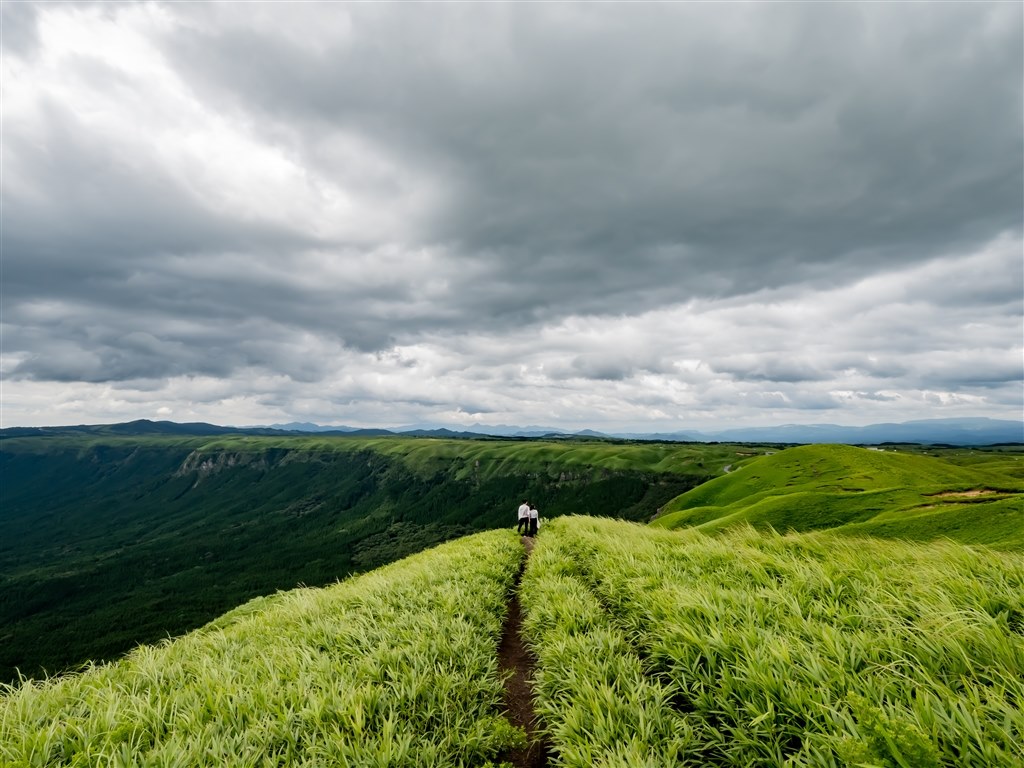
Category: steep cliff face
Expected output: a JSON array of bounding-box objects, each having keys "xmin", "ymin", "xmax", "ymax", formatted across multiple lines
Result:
[
  {"xmin": 177, "ymin": 450, "xmax": 265, "ymax": 476},
  {"xmin": 179, "ymin": 450, "xmax": 241, "ymax": 473},
  {"xmin": 174, "ymin": 449, "xmax": 352, "ymax": 485}
]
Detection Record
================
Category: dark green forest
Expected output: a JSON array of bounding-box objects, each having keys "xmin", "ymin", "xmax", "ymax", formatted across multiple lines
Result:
[{"xmin": 1, "ymin": 433, "xmax": 711, "ymax": 683}]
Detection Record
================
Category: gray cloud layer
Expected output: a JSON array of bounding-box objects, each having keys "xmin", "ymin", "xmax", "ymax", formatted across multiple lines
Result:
[{"xmin": 2, "ymin": 2, "xmax": 1021, "ymax": 428}]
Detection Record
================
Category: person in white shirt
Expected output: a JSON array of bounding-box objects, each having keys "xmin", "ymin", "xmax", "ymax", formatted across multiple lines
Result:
[
  {"xmin": 528, "ymin": 506, "xmax": 540, "ymax": 537},
  {"xmin": 517, "ymin": 501, "xmax": 530, "ymax": 534}
]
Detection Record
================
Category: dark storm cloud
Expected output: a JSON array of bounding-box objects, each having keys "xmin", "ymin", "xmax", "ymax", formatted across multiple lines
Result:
[
  {"xmin": 0, "ymin": 2, "xmax": 41, "ymax": 59},
  {"xmin": 2, "ymin": 1, "xmax": 1021, "ymax": 429},
  {"xmin": 3, "ymin": 101, "xmax": 317, "ymax": 287},
  {"xmin": 159, "ymin": 2, "xmax": 1022, "ymax": 318},
  {"xmin": 5, "ymin": 306, "xmax": 336, "ymax": 383},
  {"xmin": 915, "ymin": 355, "xmax": 1024, "ymax": 390},
  {"xmin": 711, "ymin": 358, "xmax": 831, "ymax": 384},
  {"xmin": 561, "ymin": 356, "xmax": 629, "ymax": 382}
]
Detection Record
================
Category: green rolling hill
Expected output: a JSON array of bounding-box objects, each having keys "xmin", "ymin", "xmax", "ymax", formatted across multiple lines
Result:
[
  {"xmin": 651, "ymin": 444, "xmax": 1024, "ymax": 549},
  {"xmin": 1, "ymin": 432, "xmax": 733, "ymax": 683}
]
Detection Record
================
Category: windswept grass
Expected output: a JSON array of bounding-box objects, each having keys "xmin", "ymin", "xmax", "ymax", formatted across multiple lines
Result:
[
  {"xmin": 519, "ymin": 530, "xmax": 690, "ymax": 766},
  {"xmin": 0, "ymin": 530, "xmax": 525, "ymax": 767},
  {"xmin": 522, "ymin": 517, "xmax": 1024, "ymax": 767}
]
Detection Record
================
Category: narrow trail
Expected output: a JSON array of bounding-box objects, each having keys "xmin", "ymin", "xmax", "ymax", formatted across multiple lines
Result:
[{"xmin": 497, "ymin": 536, "xmax": 549, "ymax": 768}]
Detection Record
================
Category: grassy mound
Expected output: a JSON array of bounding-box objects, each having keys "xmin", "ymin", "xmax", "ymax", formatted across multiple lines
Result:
[
  {"xmin": 522, "ymin": 516, "xmax": 1024, "ymax": 767},
  {"xmin": 652, "ymin": 444, "xmax": 1024, "ymax": 549},
  {"xmin": 0, "ymin": 531, "xmax": 524, "ymax": 767}
]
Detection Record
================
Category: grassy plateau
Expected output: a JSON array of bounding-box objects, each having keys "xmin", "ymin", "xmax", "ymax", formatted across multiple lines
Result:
[{"xmin": 3, "ymin": 514, "xmax": 1022, "ymax": 766}]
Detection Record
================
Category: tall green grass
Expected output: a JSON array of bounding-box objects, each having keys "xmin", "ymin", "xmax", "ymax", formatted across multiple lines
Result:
[
  {"xmin": 523, "ymin": 517, "xmax": 1024, "ymax": 767},
  {"xmin": 0, "ymin": 530, "xmax": 525, "ymax": 767},
  {"xmin": 519, "ymin": 532, "xmax": 690, "ymax": 766}
]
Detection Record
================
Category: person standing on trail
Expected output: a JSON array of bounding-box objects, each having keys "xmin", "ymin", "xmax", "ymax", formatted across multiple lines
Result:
[
  {"xmin": 528, "ymin": 506, "xmax": 540, "ymax": 537},
  {"xmin": 517, "ymin": 500, "xmax": 530, "ymax": 534}
]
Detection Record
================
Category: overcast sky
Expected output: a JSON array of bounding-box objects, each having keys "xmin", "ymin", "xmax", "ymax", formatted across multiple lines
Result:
[{"xmin": 2, "ymin": 2, "xmax": 1022, "ymax": 431}]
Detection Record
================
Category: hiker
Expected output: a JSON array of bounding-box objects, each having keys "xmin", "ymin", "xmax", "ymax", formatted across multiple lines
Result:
[
  {"xmin": 528, "ymin": 506, "xmax": 540, "ymax": 537},
  {"xmin": 517, "ymin": 500, "xmax": 530, "ymax": 534}
]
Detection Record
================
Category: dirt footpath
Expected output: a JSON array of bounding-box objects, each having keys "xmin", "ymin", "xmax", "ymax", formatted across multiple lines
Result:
[{"xmin": 496, "ymin": 536, "xmax": 548, "ymax": 768}]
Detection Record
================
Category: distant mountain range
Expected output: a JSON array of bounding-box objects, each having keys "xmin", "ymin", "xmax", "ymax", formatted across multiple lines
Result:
[
  {"xmin": 676, "ymin": 419, "xmax": 1024, "ymax": 446},
  {"xmin": 3, "ymin": 417, "xmax": 1021, "ymax": 445},
  {"xmin": 263, "ymin": 417, "xmax": 1022, "ymax": 445}
]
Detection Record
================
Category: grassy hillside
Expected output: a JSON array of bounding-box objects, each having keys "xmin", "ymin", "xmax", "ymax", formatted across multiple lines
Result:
[
  {"xmin": 0, "ymin": 531, "xmax": 525, "ymax": 766},
  {"xmin": 522, "ymin": 517, "xmax": 1024, "ymax": 767},
  {"xmin": 0, "ymin": 434, "xmax": 729, "ymax": 683},
  {"xmin": 652, "ymin": 444, "xmax": 1024, "ymax": 549},
  {"xmin": 6, "ymin": 518, "xmax": 1021, "ymax": 767}
]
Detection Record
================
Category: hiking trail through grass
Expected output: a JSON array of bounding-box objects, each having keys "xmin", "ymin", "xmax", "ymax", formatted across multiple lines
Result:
[{"xmin": 497, "ymin": 535, "xmax": 549, "ymax": 768}]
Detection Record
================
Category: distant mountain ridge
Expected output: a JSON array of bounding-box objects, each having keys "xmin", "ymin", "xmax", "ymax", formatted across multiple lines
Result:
[
  {"xmin": 2, "ymin": 416, "xmax": 1020, "ymax": 445},
  {"xmin": 264, "ymin": 417, "xmax": 1023, "ymax": 444},
  {"xmin": 676, "ymin": 417, "xmax": 1024, "ymax": 446}
]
